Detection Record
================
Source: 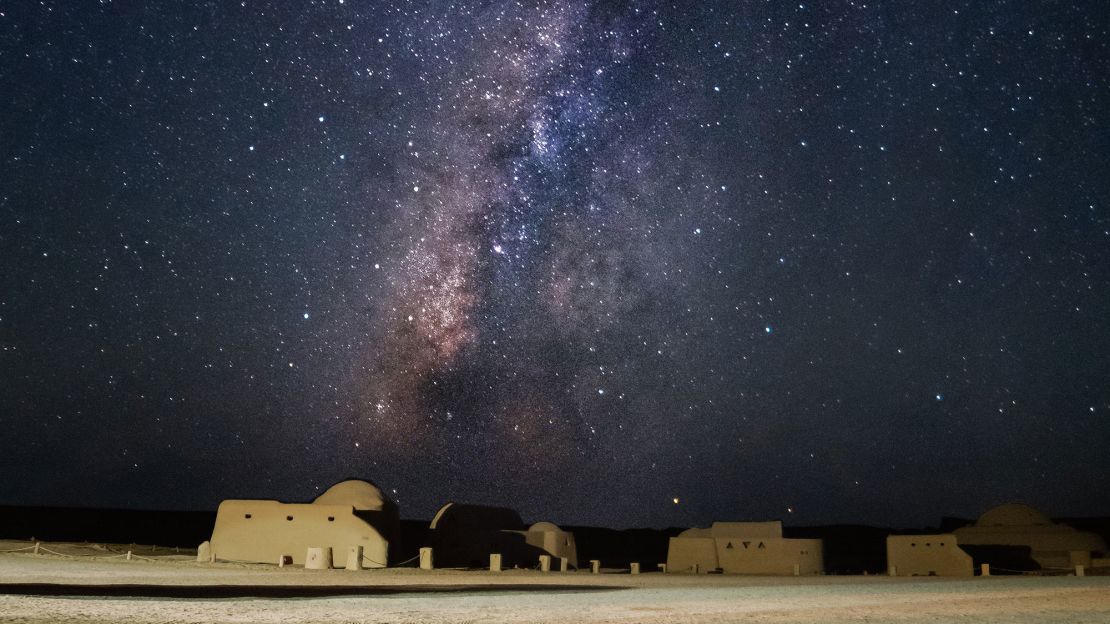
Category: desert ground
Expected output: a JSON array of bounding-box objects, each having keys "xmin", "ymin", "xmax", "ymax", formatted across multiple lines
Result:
[{"xmin": 1, "ymin": 540, "xmax": 1108, "ymax": 623}]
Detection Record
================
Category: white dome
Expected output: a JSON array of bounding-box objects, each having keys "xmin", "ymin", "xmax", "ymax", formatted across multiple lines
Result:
[
  {"xmin": 312, "ymin": 480, "xmax": 388, "ymax": 511},
  {"xmin": 975, "ymin": 503, "xmax": 1052, "ymax": 527}
]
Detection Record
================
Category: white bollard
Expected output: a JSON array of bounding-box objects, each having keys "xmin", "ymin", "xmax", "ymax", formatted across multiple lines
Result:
[
  {"xmin": 346, "ymin": 546, "xmax": 363, "ymax": 571},
  {"xmin": 33, "ymin": 542, "xmax": 40, "ymax": 555},
  {"xmin": 630, "ymin": 562, "xmax": 640, "ymax": 575},
  {"xmin": 490, "ymin": 553, "xmax": 502, "ymax": 572},
  {"xmin": 126, "ymin": 551, "xmax": 132, "ymax": 561},
  {"xmin": 196, "ymin": 541, "xmax": 213, "ymax": 563},
  {"xmin": 539, "ymin": 555, "xmax": 551, "ymax": 572},
  {"xmin": 559, "ymin": 556, "xmax": 569, "ymax": 572},
  {"xmin": 420, "ymin": 547, "xmax": 434, "ymax": 570},
  {"xmin": 305, "ymin": 547, "xmax": 332, "ymax": 570},
  {"xmin": 590, "ymin": 559, "xmax": 601, "ymax": 574},
  {"xmin": 981, "ymin": 563, "xmax": 990, "ymax": 577}
]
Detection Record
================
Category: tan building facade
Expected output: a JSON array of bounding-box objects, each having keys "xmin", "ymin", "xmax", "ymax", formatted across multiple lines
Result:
[
  {"xmin": 886, "ymin": 534, "xmax": 973, "ymax": 576},
  {"xmin": 667, "ymin": 521, "xmax": 823, "ymax": 575},
  {"xmin": 954, "ymin": 503, "xmax": 1107, "ymax": 570},
  {"xmin": 209, "ymin": 480, "xmax": 398, "ymax": 567}
]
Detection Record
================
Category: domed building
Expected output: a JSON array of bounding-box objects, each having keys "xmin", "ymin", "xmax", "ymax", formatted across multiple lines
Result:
[
  {"xmin": 953, "ymin": 503, "xmax": 1106, "ymax": 569},
  {"xmin": 426, "ymin": 502, "xmax": 578, "ymax": 569},
  {"xmin": 208, "ymin": 479, "xmax": 399, "ymax": 567}
]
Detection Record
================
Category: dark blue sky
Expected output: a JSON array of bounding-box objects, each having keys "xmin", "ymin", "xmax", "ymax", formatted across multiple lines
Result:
[{"xmin": 1, "ymin": 1, "xmax": 1108, "ymax": 529}]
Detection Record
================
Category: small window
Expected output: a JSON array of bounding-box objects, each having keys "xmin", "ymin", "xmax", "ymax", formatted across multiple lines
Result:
[
  {"xmin": 726, "ymin": 542, "xmax": 734, "ymax": 549},
  {"xmin": 911, "ymin": 543, "xmax": 916, "ymax": 547},
  {"xmin": 940, "ymin": 542, "xmax": 946, "ymax": 546},
  {"xmin": 926, "ymin": 542, "xmax": 932, "ymax": 547},
  {"xmin": 327, "ymin": 516, "xmax": 335, "ymax": 522},
  {"xmin": 286, "ymin": 515, "xmax": 294, "ymax": 521},
  {"xmin": 244, "ymin": 514, "xmax": 252, "ymax": 519},
  {"xmin": 757, "ymin": 542, "xmax": 765, "ymax": 549}
]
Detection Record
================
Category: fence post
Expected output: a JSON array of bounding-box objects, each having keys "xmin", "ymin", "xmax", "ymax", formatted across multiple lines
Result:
[
  {"xmin": 489, "ymin": 553, "xmax": 502, "ymax": 572},
  {"xmin": 346, "ymin": 546, "xmax": 363, "ymax": 571},
  {"xmin": 590, "ymin": 559, "xmax": 601, "ymax": 574},
  {"xmin": 305, "ymin": 547, "xmax": 331, "ymax": 570},
  {"xmin": 419, "ymin": 547, "xmax": 434, "ymax": 570},
  {"xmin": 980, "ymin": 563, "xmax": 990, "ymax": 577}
]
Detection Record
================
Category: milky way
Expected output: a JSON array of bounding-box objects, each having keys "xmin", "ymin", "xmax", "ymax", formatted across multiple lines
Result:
[{"xmin": 2, "ymin": 1, "xmax": 1109, "ymax": 528}]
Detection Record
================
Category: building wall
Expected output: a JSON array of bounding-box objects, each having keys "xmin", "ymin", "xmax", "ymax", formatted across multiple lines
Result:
[
  {"xmin": 886, "ymin": 534, "xmax": 973, "ymax": 577},
  {"xmin": 667, "ymin": 535, "xmax": 822, "ymax": 574},
  {"xmin": 666, "ymin": 536, "xmax": 718, "ymax": 573},
  {"xmin": 715, "ymin": 537, "xmax": 823, "ymax": 575},
  {"xmin": 210, "ymin": 500, "xmax": 389, "ymax": 567}
]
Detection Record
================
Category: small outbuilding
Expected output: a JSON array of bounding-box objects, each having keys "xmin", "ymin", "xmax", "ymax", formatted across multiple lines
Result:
[
  {"xmin": 208, "ymin": 479, "xmax": 399, "ymax": 567},
  {"xmin": 426, "ymin": 502, "xmax": 577, "ymax": 569},
  {"xmin": 666, "ymin": 521, "xmax": 823, "ymax": 575},
  {"xmin": 953, "ymin": 503, "xmax": 1106, "ymax": 570},
  {"xmin": 886, "ymin": 534, "xmax": 973, "ymax": 576}
]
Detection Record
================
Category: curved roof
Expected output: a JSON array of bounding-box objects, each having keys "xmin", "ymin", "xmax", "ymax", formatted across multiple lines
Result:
[
  {"xmin": 429, "ymin": 502, "xmax": 524, "ymax": 531},
  {"xmin": 312, "ymin": 479, "xmax": 388, "ymax": 511},
  {"xmin": 528, "ymin": 521, "xmax": 563, "ymax": 533},
  {"xmin": 975, "ymin": 503, "xmax": 1052, "ymax": 527}
]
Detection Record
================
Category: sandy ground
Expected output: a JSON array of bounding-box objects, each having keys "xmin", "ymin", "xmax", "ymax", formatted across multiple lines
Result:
[{"xmin": 1, "ymin": 541, "xmax": 1109, "ymax": 623}]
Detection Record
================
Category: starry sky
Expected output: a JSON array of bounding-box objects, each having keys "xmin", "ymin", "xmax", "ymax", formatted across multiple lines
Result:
[{"xmin": 1, "ymin": 1, "xmax": 1108, "ymax": 529}]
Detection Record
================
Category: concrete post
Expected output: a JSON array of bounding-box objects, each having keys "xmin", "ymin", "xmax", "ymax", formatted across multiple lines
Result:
[
  {"xmin": 590, "ymin": 559, "xmax": 601, "ymax": 574},
  {"xmin": 1076, "ymin": 565, "xmax": 1085, "ymax": 577},
  {"xmin": 306, "ymin": 547, "xmax": 331, "ymax": 570},
  {"xmin": 490, "ymin": 553, "xmax": 502, "ymax": 572},
  {"xmin": 196, "ymin": 541, "xmax": 212, "ymax": 563},
  {"xmin": 126, "ymin": 551, "xmax": 132, "ymax": 561},
  {"xmin": 630, "ymin": 562, "xmax": 640, "ymax": 575},
  {"xmin": 346, "ymin": 546, "xmax": 363, "ymax": 571},
  {"xmin": 33, "ymin": 542, "xmax": 40, "ymax": 555},
  {"xmin": 559, "ymin": 556, "xmax": 569, "ymax": 572},
  {"xmin": 419, "ymin": 547, "xmax": 434, "ymax": 570},
  {"xmin": 539, "ymin": 555, "xmax": 551, "ymax": 572},
  {"xmin": 980, "ymin": 563, "xmax": 990, "ymax": 577}
]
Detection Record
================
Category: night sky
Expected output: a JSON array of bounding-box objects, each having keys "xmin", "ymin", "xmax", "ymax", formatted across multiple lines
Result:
[{"xmin": 2, "ymin": 1, "xmax": 1108, "ymax": 530}]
